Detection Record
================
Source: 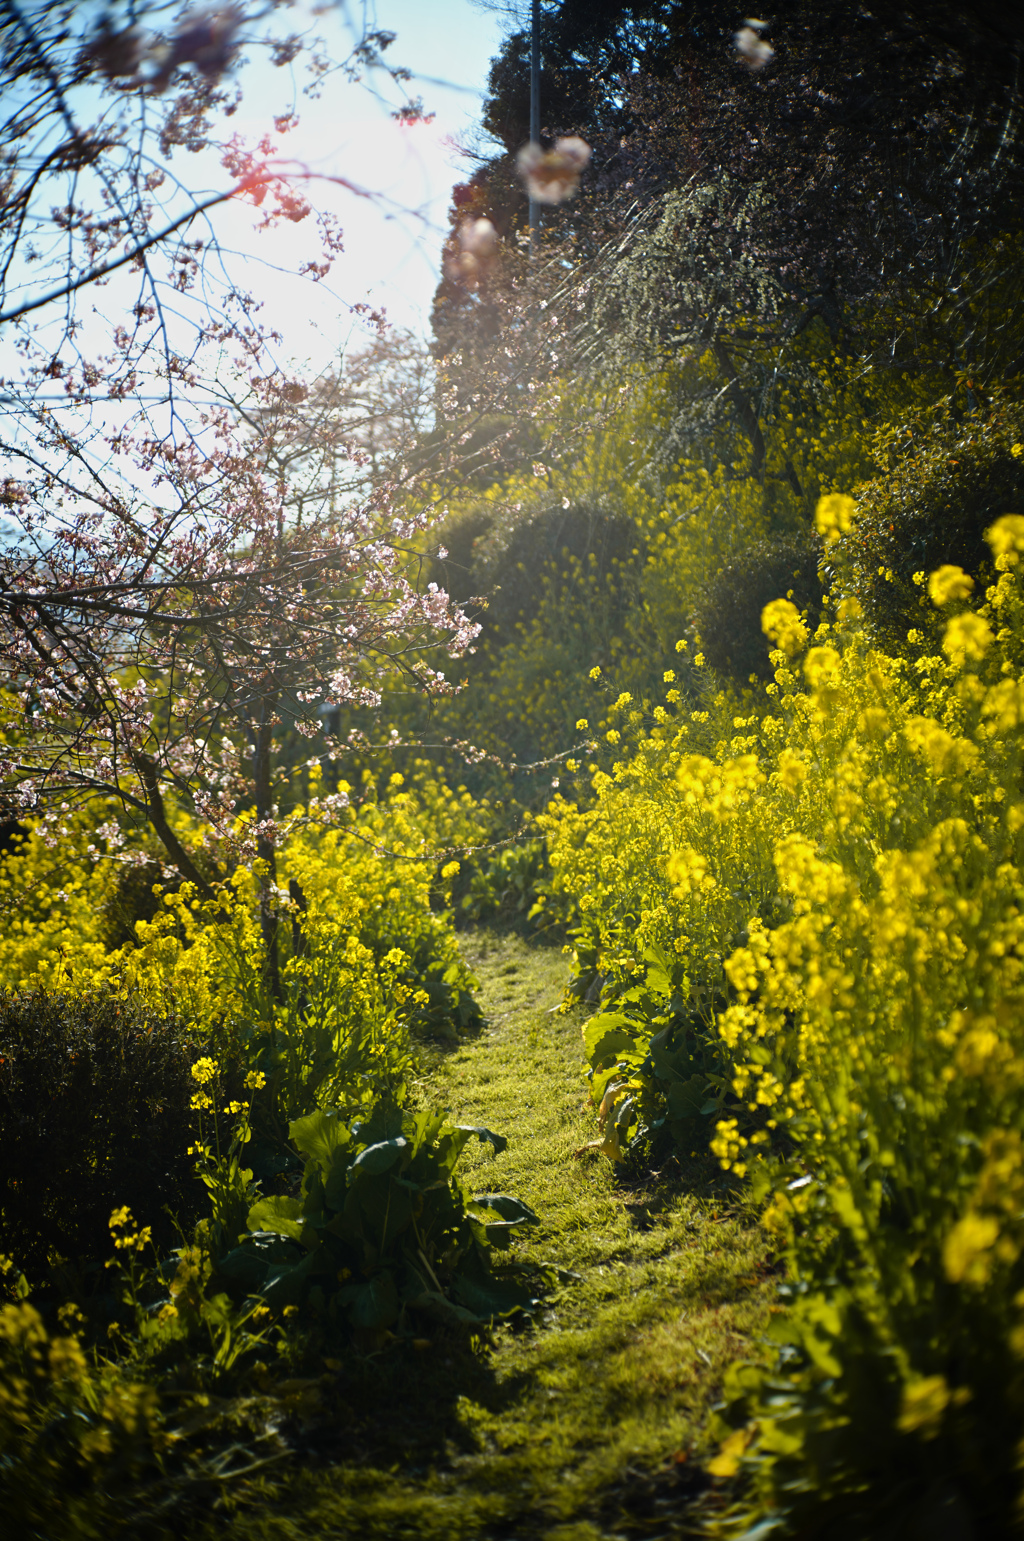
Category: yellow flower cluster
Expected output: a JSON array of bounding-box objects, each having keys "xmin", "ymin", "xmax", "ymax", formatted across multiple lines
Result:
[
  {"xmin": 0, "ymin": 1295, "xmax": 164, "ymax": 1507},
  {"xmin": 544, "ymin": 513, "xmax": 1024, "ymax": 1494}
]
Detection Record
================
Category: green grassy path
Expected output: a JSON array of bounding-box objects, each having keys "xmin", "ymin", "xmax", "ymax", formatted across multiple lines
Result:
[{"xmin": 229, "ymin": 931, "xmax": 769, "ymax": 1541}]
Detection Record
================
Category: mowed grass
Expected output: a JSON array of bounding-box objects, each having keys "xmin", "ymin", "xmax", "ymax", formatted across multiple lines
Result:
[{"xmin": 213, "ymin": 930, "xmax": 771, "ymax": 1541}]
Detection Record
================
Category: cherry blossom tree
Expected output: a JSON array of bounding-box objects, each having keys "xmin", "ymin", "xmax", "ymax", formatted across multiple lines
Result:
[{"xmin": 0, "ymin": 2, "xmax": 477, "ymax": 976}]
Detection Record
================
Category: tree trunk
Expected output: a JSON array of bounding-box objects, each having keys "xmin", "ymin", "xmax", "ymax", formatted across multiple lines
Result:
[
  {"xmin": 252, "ymin": 707, "xmax": 282, "ymax": 1002},
  {"xmin": 713, "ymin": 341, "xmax": 766, "ymax": 478},
  {"xmin": 131, "ymin": 750, "xmax": 215, "ymax": 900}
]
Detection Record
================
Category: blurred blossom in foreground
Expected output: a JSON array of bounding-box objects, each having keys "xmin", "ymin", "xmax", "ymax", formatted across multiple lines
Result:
[
  {"xmin": 80, "ymin": 5, "xmax": 246, "ymax": 91},
  {"xmin": 734, "ymin": 20, "xmax": 774, "ymax": 70},
  {"xmin": 446, "ymin": 218, "xmax": 499, "ymax": 285},
  {"xmin": 460, "ymin": 218, "xmax": 498, "ymax": 258},
  {"xmin": 516, "ymin": 137, "xmax": 592, "ymax": 205}
]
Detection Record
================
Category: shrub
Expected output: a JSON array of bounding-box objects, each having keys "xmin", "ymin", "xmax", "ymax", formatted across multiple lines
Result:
[
  {"xmin": 481, "ymin": 503, "xmax": 641, "ymax": 640},
  {"xmin": 0, "ymin": 992, "xmax": 201, "ymax": 1287},
  {"xmin": 691, "ymin": 533, "xmax": 826, "ymax": 681},
  {"xmin": 831, "ymin": 398, "xmax": 1024, "ymax": 650},
  {"xmin": 452, "ymin": 837, "xmax": 554, "ymax": 930}
]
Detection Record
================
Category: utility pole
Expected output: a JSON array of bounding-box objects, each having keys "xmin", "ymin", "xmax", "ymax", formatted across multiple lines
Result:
[{"xmin": 529, "ymin": 0, "xmax": 540, "ymax": 254}]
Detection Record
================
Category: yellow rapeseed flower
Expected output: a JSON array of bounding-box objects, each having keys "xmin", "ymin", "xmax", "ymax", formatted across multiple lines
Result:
[
  {"xmin": 942, "ymin": 611, "xmax": 993, "ymax": 663},
  {"xmin": 943, "ymin": 1211, "xmax": 999, "ymax": 1285},
  {"xmin": 896, "ymin": 1375, "xmax": 952, "ymax": 1437},
  {"xmin": 814, "ymin": 492, "xmax": 857, "ymax": 543},
  {"xmin": 987, "ymin": 514, "xmax": 1024, "ymax": 567},
  {"xmin": 928, "ymin": 565, "xmax": 974, "ymax": 605},
  {"xmin": 761, "ymin": 598, "xmax": 808, "ymax": 658}
]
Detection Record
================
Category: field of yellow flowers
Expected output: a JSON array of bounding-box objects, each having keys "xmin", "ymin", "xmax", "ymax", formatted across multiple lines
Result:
[
  {"xmin": 538, "ymin": 491, "xmax": 1024, "ymax": 1534},
  {"xmin": 4, "ymin": 380, "xmax": 1024, "ymax": 1535}
]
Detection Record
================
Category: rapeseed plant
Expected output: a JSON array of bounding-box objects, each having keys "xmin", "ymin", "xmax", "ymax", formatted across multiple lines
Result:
[{"xmin": 545, "ymin": 509, "xmax": 1024, "ymax": 1532}]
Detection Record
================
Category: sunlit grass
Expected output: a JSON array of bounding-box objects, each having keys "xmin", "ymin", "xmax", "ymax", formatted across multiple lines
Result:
[{"xmin": 218, "ymin": 929, "xmax": 770, "ymax": 1539}]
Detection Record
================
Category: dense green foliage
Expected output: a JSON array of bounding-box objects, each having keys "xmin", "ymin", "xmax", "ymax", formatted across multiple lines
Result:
[
  {"xmin": 228, "ymin": 1101, "xmax": 540, "ymax": 1334},
  {"xmin": 0, "ymin": 992, "xmax": 202, "ymax": 1288},
  {"xmin": 0, "ymin": 777, "xmax": 551, "ymax": 1533}
]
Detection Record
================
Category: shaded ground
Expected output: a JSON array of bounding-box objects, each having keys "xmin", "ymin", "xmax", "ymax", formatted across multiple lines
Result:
[{"xmin": 208, "ymin": 929, "xmax": 771, "ymax": 1540}]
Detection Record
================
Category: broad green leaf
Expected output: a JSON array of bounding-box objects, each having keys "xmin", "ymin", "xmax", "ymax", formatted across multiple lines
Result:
[
  {"xmin": 469, "ymin": 1193, "xmax": 540, "ymax": 1228},
  {"xmin": 642, "ymin": 944, "xmax": 676, "ymax": 998},
  {"xmin": 649, "ymin": 1026, "xmax": 693, "ymax": 1082},
  {"xmin": 343, "ymin": 1270, "xmax": 400, "ymax": 1330},
  {"xmin": 216, "ymin": 1234, "xmax": 298, "ymax": 1294},
  {"xmin": 323, "ymin": 1157, "xmax": 353, "ymax": 1213},
  {"xmin": 452, "ymin": 1271, "xmax": 538, "ymax": 1319},
  {"xmin": 667, "ymin": 1076, "xmax": 708, "ymax": 1121},
  {"xmin": 405, "ymin": 1107, "xmax": 448, "ymax": 1156},
  {"xmin": 259, "ymin": 1248, "xmax": 320, "ymax": 1312},
  {"xmin": 646, "ymin": 966, "xmax": 674, "ymax": 999},
  {"xmin": 406, "ymin": 1289, "xmax": 482, "ymax": 1326},
  {"xmin": 583, "ymin": 1012, "xmax": 637, "ymax": 1059},
  {"xmin": 453, "ymin": 1125, "xmax": 508, "ymax": 1156},
  {"xmin": 246, "ymin": 1195, "xmax": 306, "ymax": 1243},
  {"xmin": 351, "ymin": 1136, "xmax": 407, "ymax": 1175},
  {"xmin": 353, "ymin": 1100, "xmax": 405, "ymax": 1146},
  {"xmin": 589, "ymin": 1030, "xmax": 638, "ymax": 1067},
  {"xmin": 348, "ymin": 1168, "xmax": 414, "ymax": 1247},
  {"xmin": 288, "ymin": 1108, "xmax": 351, "ymax": 1170}
]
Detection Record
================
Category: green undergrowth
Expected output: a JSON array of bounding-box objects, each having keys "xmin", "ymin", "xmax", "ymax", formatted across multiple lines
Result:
[{"xmin": 206, "ymin": 929, "xmax": 771, "ymax": 1541}]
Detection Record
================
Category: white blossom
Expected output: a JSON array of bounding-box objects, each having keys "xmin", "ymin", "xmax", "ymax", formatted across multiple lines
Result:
[
  {"xmin": 734, "ymin": 22, "xmax": 774, "ymax": 70},
  {"xmin": 516, "ymin": 137, "xmax": 592, "ymax": 205},
  {"xmin": 459, "ymin": 218, "xmax": 497, "ymax": 258}
]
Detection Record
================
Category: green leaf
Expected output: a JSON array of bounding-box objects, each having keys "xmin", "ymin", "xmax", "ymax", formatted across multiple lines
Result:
[
  {"xmin": 343, "ymin": 1270, "xmax": 400, "ymax": 1330},
  {"xmin": 649, "ymin": 1026, "xmax": 693, "ymax": 1082},
  {"xmin": 260, "ymin": 1248, "xmax": 320, "ymax": 1313},
  {"xmin": 667, "ymin": 1076, "xmax": 709, "ymax": 1122},
  {"xmin": 405, "ymin": 1107, "xmax": 448, "ymax": 1156},
  {"xmin": 583, "ymin": 1012, "xmax": 637, "ymax": 1059},
  {"xmin": 452, "ymin": 1271, "xmax": 538, "ymax": 1319},
  {"xmin": 646, "ymin": 966, "xmax": 674, "ymax": 999},
  {"xmin": 348, "ymin": 1169, "xmax": 414, "ymax": 1248},
  {"xmin": 351, "ymin": 1136, "xmax": 408, "ymax": 1176},
  {"xmin": 469, "ymin": 1192, "xmax": 540, "ymax": 1228},
  {"xmin": 583, "ymin": 1014, "xmax": 639, "ymax": 1068},
  {"xmin": 406, "ymin": 1289, "xmax": 482, "ymax": 1326},
  {"xmin": 453, "ymin": 1125, "xmax": 508, "ymax": 1156},
  {"xmin": 216, "ymin": 1233, "xmax": 302, "ymax": 1294},
  {"xmin": 642, "ymin": 944, "xmax": 676, "ymax": 998},
  {"xmin": 323, "ymin": 1156, "xmax": 353, "ymax": 1213},
  {"xmin": 247, "ymin": 1194, "xmax": 306, "ymax": 1244},
  {"xmin": 353, "ymin": 1100, "xmax": 404, "ymax": 1146},
  {"xmin": 289, "ymin": 1108, "xmax": 351, "ymax": 1170}
]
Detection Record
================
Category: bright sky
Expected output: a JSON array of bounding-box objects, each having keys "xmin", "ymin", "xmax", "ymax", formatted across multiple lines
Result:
[
  {"xmin": 220, "ymin": 0, "xmax": 506, "ymax": 363},
  {"xmin": 0, "ymin": 2, "xmax": 508, "ymax": 444}
]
